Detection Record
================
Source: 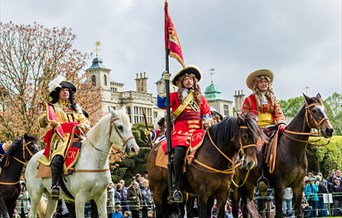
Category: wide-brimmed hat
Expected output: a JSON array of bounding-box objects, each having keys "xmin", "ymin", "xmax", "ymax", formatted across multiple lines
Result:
[
  {"xmin": 48, "ymin": 75, "xmax": 76, "ymax": 97},
  {"xmin": 171, "ymin": 65, "xmax": 202, "ymax": 86},
  {"xmin": 246, "ymin": 69, "xmax": 274, "ymax": 90}
]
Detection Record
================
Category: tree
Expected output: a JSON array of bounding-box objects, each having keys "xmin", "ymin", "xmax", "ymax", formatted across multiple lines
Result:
[
  {"xmin": 324, "ymin": 92, "xmax": 342, "ymax": 135},
  {"xmin": 279, "ymin": 96, "xmax": 305, "ymax": 118},
  {"xmin": 0, "ymin": 22, "xmax": 102, "ymax": 142}
]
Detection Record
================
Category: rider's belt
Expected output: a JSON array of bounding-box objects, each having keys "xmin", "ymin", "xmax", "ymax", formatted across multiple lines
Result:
[
  {"xmin": 175, "ymin": 112, "xmax": 201, "ymax": 122},
  {"xmin": 257, "ymin": 113, "xmax": 274, "ymax": 128}
]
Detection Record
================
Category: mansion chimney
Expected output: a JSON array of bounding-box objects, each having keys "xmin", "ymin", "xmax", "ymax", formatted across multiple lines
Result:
[
  {"xmin": 135, "ymin": 72, "xmax": 148, "ymax": 93},
  {"xmin": 234, "ymin": 90, "xmax": 245, "ymax": 113}
]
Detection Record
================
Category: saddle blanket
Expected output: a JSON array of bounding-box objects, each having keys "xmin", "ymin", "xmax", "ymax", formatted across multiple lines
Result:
[{"xmin": 36, "ymin": 142, "xmax": 81, "ymax": 178}]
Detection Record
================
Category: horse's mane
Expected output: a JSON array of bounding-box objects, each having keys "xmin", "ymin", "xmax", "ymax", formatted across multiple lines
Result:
[
  {"xmin": 5, "ymin": 138, "xmax": 21, "ymax": 156},
  {"xmin": 209, "ymin": 112, "xmax": 266, "ymax": 145},
  {"xmin": 86, "ymin": 109, "xmax": 131, "ymax": 143}
]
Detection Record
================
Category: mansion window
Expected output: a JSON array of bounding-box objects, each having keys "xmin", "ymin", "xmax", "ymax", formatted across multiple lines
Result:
[
  {"xmin": 133, "ymin": 106, "xmax": 152, "ymax": 124},
  {"xmin": 91, "ymin": 75, "xmax": 96, "ymax": 86},
  {"xmin": 104, "ymin": 75, "xmax": 107, "ymax": 86},
  {"xmin": 223, "ymin": 104, "xmax": 229, "ymax": 116}
]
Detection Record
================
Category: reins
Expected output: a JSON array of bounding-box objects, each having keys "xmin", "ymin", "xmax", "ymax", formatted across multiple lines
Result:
[
  {"xmin": 282, "ymin": 102, "xmax": 331, "ymax": 145},
  {"xmin": 267, "ymin": 102, "xmax": 331, "ymax": 173},
  {"xmin": 191, "ymin": 125, "xmax": 256, "ymax": 175},
  {"xmin": 73, "ymin": 115, "xmax": 134, "ymax": 173}
]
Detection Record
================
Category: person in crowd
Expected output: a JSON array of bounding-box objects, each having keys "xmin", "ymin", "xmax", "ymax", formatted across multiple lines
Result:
[
  {"xmin": 330, "ymin": 176, "xmax": 342, "ymax": 216},
  {"xmin": 15, "ymin": 181, "xmax": 31, "ymax": 218},
  {"xmin": 112, "ymin": 204, "xmax": 124, "ymax": 218},
  {"xmin": 127, "ymin": 181, "xmax": 142, "ymax": 218},
  {"xmin": 302, "ymin": 193, "xmax": 313, "ymax": 218},
  {"xmin": 107, "ymin": 182, "xmax": 115, "ymax": 218},
  {"xmin": 316, "ymin": 174, "xmax": 328, "ymax": 217},
  {"xmin": 118, "ymin": 180, "xmax": 130, "ymax": 215},
  {"xmin": 242, "ymin": 69, "xmax": 286, "ymax": 130},
  {"xmin": 140, "ymin": 179, "xmax": 153, "ymax": 218},
  {"xmin": 304, "ymin": 177, "xmax": 319, "ymax": 217},
  {"xmin": 282, "ymin": 187, "xmax": 293, "ymax": 217},
  {"xmin": 37, "ymin": 75, "xmax": 90, "ymax": 199},
  {"xmin": 114, "ymin": 183, "xmax": 123, "ymax": 206},
  {"xmin": 157, "ymin": 66, "xmax": 214, "ymax": 202}
]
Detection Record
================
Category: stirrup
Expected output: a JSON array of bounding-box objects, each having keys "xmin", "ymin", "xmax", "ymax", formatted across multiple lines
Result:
[
  {"xmin": 172, "ymin": 190, "xmax": 183, "ymax": 203},
  {"xmin": 51, "ymin": 186, "xmax": 60, "ymax": 200}
]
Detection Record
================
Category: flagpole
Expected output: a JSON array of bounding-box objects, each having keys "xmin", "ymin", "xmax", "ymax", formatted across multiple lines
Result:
[{"xmin": 165, "ymin": 35, "xmax": 174, "ymax": 205}]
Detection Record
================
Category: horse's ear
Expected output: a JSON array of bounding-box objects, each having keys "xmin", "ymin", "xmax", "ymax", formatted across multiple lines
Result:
[
  {"xmin": 24, "ymin": 133, "xmax": 28, "ymax": 140},
  {"xmin": 316, "ymin": 93, "xmax": 322, "ymax": 99},
  {"xmin": 303, "ymin": 93, "xmax": 311, "ymax": 104},
  {"xmin": 110, "ymin": 107, "xmax": 117, "ymax": 119}
]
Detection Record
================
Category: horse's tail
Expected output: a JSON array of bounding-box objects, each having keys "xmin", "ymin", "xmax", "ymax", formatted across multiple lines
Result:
[
  {"xmin": 246, "ymin": 198, "xmax": 261, "ymax": 218},
  {"xmin": 38, "ymin": 197, "xmax": 47, "ymax": 218}
]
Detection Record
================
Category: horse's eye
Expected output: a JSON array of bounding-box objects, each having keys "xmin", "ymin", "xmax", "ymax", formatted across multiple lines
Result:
[
  {"xmin": 242, "ymin": 134, "xmax": 248, "ymax": 141},
  {"xmin": 311, "ymin": 108, "xmax": 318, "ymax": 114},
  {"xmin": 117, "ymin": 125, "xmax": 123, "ymax": 131}
]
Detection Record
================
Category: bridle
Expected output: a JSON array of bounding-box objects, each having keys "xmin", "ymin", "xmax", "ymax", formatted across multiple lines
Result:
[
  {"xmin": 74, "ymin": 116, "xmax": 135, "ymax": 173},
  {"xmin": 85, "ymin": 116, "xmax": 134, "ymax": 155},
  {"xmin": 191, "ymin": 125, "xmax": 257, "ymax": 175},
  {"xmin": 0, "ymin": 139, "xmax": 36, "ymax": 185},
  {"xmin": 283, "ymin": 102, "xmax": 331, "ymax": 145},
  {"xmin": 109, "ymin": 117, "xmax": 135, "ymax": 154}
]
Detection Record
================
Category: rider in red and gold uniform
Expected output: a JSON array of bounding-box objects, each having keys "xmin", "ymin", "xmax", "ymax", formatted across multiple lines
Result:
[
  {"xmin": 37, "ymin": 75, "xmax": 90, "ymax": 199},
  {"xmin": 242, "ymin": 69, "xmax": 286, "ymax": 130},
  {"xmin": 157, "ymin": 65, "xmax": 214, "ymax": 202}
]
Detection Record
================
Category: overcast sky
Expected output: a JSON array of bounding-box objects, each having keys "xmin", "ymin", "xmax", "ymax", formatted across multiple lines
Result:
[{"xmin": 1, "ymin": 0, "xmax": 341, "ymax": 101}]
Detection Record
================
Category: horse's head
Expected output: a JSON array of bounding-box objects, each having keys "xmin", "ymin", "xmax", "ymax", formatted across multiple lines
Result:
[
  {"xmin": 5, "ymin": 133, "xmax": 39, "ymax": 163},
  {"xmin": 109, "ymin": 107, "xmax": 140, "ymax": 157},
  {"xmin": 22, "ymin": 133, "xmax": 39, "ymax": 161},
  {"xmin": 304, "ymin": 93, "xmax": 334, "ymax": 138},
  {"xmin": 236, "ymin": 113, "xmax": 266, "ymax": 170}
]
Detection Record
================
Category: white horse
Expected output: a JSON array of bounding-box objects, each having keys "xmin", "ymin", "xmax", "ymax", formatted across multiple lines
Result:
[{"xmin": 25, "ymin": 108, "xmax": 139, "ymax": 218}]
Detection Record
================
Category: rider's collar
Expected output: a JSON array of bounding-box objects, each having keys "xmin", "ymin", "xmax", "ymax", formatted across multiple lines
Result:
[{"xmin": 58, "ymin": 99, "xmax": 70, "ymax": 107}]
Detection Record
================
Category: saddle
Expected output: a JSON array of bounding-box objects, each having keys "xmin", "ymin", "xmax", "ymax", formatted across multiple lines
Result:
[{"xmin": 37, "ymin": 140, "xmax": 83, "ymax": 178}]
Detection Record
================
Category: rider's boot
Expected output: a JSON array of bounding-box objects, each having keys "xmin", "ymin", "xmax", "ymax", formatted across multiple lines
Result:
[
  {"xmin": 51, "ymin": 155, "xmax": 64, "ymax": 200},
  {"xmin": 172, "ymin": 146, "xmax": 186, "ymax": 202},
  {"xmin": 172, "ymin": 163, "xmax": 183, "ymax": 202}
]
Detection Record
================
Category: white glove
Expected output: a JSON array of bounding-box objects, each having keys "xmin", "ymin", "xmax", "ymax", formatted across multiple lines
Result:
[{"xmin": 162, "ymin": 71, "xmax": 171, "ymax": 80}]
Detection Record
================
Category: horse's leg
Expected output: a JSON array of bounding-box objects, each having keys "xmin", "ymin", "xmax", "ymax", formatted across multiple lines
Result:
[
  {"xmin": 230, "ymin": 186, "xmax": 240, "ymax": 218},
  {"xmin": 0, "ymin": 198, "xmax": 10, "ymax": 218},
  {"xmin": 198, "ymin": 194, "xmax": 210, "ymax": 218},
  {"xmin": 92, "ymin": 190, "xmax": 107, "ymax": 218},
  {"xmin": 151, "ymin": 186, "xmax": 166, "ymax": 218},
  {"xmin": 44, "ymin": 195, "xmax": 59, "ymax": 218},
  {"xmin": 273, "ymin": 184, "xmax": 285, "ymax": 218},
  {"xmin": 216, "ymin": 192, "xmax": 228, "ymax": 218},
  {"xmin": 292, "ymin": 185, "xmax": 304, "ymax": 218},
  {"xmin": 27, "ymin": 189, "xmax": 45, "ymax": 218},
  {"xmin": 7, "ymin": 201, "xmax": 16, "ymax": 218}
]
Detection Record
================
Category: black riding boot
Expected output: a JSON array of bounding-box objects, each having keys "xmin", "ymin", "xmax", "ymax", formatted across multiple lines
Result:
[
  {"xmin": 51, "ymin": 155, "xmax": 64, "ymax": 200},
  {"xmin": 172, "ymin": 146, "xmax": 186, "ymax": 202}
]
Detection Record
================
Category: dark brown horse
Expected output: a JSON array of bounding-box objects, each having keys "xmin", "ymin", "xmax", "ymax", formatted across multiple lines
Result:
[
  {"xmin": 231, "ymin": 93, "xmax": 334, "ymax": 218},
  {"xmin": 0, "ymin": 134, "xmax": 39, "ymax": 218},
  {"xmin": 148, "ymin": 113, "xmax": 266, "ymax": 218}
]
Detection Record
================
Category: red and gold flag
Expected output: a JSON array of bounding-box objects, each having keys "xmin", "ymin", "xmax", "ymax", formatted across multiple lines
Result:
[{"xmin": 164, "ymin": 1, "xmax": 185, "ymax": 68}]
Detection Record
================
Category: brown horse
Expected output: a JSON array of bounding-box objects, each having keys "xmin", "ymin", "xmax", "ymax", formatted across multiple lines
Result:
[
  {"xmin": 231, "ymin": 93, "xmax": 334, "ymax": 218},
  {"xmin": 0, "ymin": 134, "xmax": 39, "ymax": 218},
  {"xmin": 148, "ymin": 113, "xmax": 266, "ymax": 218}
]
